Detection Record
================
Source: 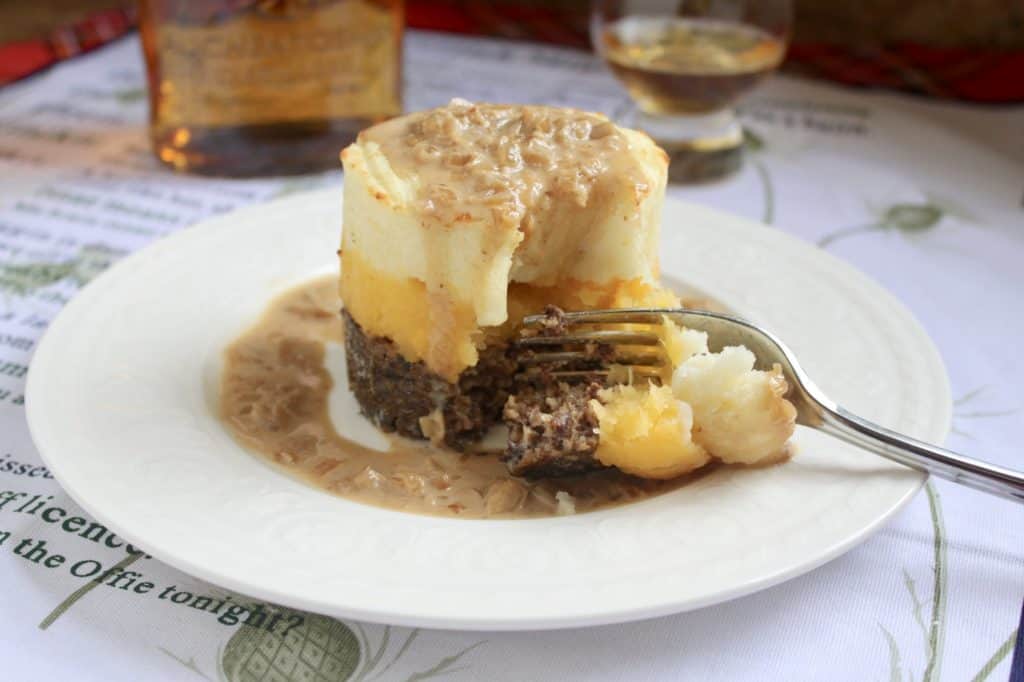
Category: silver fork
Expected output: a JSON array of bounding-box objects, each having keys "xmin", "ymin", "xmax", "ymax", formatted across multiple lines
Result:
[{"xmin": 517, "ymin": 307, "xmax": 1024, "ymax": 503}]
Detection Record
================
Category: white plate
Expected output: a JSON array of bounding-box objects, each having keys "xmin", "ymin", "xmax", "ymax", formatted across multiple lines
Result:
[{"xmin": 26, "ymin": 188, "xmax": 949, "ymax": 631}]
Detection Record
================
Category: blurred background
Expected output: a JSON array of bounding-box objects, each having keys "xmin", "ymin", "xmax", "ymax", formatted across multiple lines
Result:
[
  {"xmin": 0, "ymin": 4, "xmax": 1022, "ymax": 682},
  {"xmin": 3, "ymin": 0, "xmax": 1023, "ymax": 102}
]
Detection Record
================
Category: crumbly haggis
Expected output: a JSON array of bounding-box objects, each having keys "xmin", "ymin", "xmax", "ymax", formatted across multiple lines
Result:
[
  {"xmin": 503, "ymin": 381, "xmax": 608, "ymax": 478},
  {"xmin": 343, "ymin": 310, "xmax": 517, "ymax": 449},
  {"xmin": 346, "ymin": 301, "xmax": 615, "ymax": 477},
  {"xmin": 517, "ymin": 305, "xmax": 616, "ymax": 389},
  {"xmin": 537, "ymin": 304, "xmax": 570, "ymax": 336}
]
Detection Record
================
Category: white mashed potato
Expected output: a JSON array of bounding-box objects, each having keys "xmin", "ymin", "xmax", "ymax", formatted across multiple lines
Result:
[{"xmin": 672, "ymin": 346, "xmax": 797, "ymax": 464}]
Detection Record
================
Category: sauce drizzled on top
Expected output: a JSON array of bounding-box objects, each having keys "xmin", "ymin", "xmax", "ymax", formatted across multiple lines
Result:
[
  {"xmin": 359, "ymin": 100, "xmax": 648, "ymax": 233},
  {"xmin": 220, "ymin": 277, "xmax": 707, "ymax": 519}
]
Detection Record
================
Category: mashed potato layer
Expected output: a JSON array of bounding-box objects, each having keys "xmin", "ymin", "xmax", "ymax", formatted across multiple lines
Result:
[
  {"xmin": 672, "ymin": 346, "xmax": 797, "ymax": 464},
  {"xmin": 340, "ymin": 100, "xmax": 669, "ymax": 379}
]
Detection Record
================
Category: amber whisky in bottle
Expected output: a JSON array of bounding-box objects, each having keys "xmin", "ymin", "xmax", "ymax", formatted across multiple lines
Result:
[{"xmin": 139, "ymin": 0, "xmax": 403, "ymax": 176}]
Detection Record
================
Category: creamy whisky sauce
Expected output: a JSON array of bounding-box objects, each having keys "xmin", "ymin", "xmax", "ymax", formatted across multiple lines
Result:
[
  {"xmin": 220, "ymin": 276, "xmax": 713, "ymax": 519},
  {"xmin": 360, "ymin": 101, "xmax": 646, "ymax": 232}
]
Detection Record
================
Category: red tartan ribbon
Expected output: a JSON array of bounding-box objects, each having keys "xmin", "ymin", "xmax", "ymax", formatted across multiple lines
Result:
[
  {"xmin": 786, "ymin": 42, "xmax": 1024, "ymax": 103},
  {"xmin": 0, "ymin": 7, "xmax": 136, "ymax": 86},
  {"xmin": 406, "ymin": 1, "xmax": 589, "ymax": 49},
  {"xmin": 1, "ymin": 2, "xmax": 1021, "ymax": 103}
]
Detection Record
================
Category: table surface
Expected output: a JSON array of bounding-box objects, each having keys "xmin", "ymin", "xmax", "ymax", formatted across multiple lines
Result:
[{"xmin": 0, "ymin": 30, "xmax": 1021, "ymax": 682}]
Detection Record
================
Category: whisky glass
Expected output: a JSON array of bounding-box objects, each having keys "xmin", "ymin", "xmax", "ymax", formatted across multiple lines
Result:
[{"xmin": 592, "ymin": 0, "xmax": 791, "ymax": 181}]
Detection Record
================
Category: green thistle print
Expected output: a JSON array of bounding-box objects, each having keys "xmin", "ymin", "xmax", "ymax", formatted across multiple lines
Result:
[
  {"xmin": 270, "ymin": 178, "xmax": 332, "ymax": 199},
  {"xmin": 113, "ymin": 88, "xmax": 146, "ymax": 105},
  {"xmin": 880, "ymin": 625, "xmax": 903, "ymax": 682},
  {"xmin": 0, "ymin": 260, "xmax": 76, "ymax": 297},
  {"xmin": 160, "ymin": 649, "xmax": 210, "ymax": 680},
  {"xmin": 742, "ymin": 128, "xmax": 775, "ymax": 225},
  {"xmin": 39, "ymin": 551, "xmax": 144, "ymax": 630},
  {"xmin": 880, "ymin": 382, "xmax": 1018, "ymax": 680},
  {"xmin": 0, "ymin": 244, "xmax": 122, "ymax": 297},
  {"xmin": 74, "ymin": 86, "xmax": 145, "ymax": 106},
  {"xmin": 220, "ymin": 609, "xmax": 360, "ymax": 682},
  {"xmin": 922, "ymin": 483, "xmax": 948, "ymax": 682},
  {"xmin": 951, "ymin": 386, "xmax": 1020, "ymax": 439},
  {"xmin": 950, "ymin": 386, "xmax": 1018, "ymax": 680},
  {"xmin": 879, "ymin": 482, "xmax": 948, "ymax": 682},
  {"xmin": 971, "ymin": 629, "xmax": 1019, "ymax": 681},
  {"xmin": 70, "ymin": 243, "xmax": 124, "ymax": 285},
  {"xmin": 195, "ymin": 606, "xmax": 482, "ymax": 682},
  {"xmin": 818, "ymin": 202, "xmax": 943, "ymax": 248}
]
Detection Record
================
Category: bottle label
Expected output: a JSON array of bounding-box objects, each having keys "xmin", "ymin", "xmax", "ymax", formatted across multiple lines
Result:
[{"xmin": 151, "ymin": 0, "xmax": 401, "ymax": 127}]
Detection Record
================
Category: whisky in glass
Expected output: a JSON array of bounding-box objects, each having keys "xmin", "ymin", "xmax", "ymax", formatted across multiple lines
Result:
[{"xmin": 593, "ymin": 0, "xmax": 790, "ymax": 181}]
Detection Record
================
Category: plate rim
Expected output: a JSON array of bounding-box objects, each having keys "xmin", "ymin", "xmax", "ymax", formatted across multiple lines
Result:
[{"xmin": 25, "ymin": 188, "xmax": 949, "ymax": 631}]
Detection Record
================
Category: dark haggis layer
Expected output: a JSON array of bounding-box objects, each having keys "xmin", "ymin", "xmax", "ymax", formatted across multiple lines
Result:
[
  {"xmin": 344, "ymin": 306, "xmax": 610, "ymax": 478},
  {"xmin": 342, "ymin": 310, "xmax": 517, "ymax": 450},
  {"xmin": 502, "ymin": 381, "xmax": 607, "ymax": 478}
]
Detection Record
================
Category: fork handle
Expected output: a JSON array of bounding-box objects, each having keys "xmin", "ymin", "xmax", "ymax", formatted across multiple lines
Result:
[{"xmin": 817, "ymin": 406, "xmax": 1024, "ymax": 503}]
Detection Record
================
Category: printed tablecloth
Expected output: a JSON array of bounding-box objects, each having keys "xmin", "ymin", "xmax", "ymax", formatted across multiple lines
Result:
[{"xmin": 0, "ymin": 30, "xmax": 1021, "ymax": 682}]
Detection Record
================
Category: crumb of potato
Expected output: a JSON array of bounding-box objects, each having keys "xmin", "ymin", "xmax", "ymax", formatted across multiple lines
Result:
[{"xmin": 672, "ymin": 346, "xmax": 797, "ymax": 464}]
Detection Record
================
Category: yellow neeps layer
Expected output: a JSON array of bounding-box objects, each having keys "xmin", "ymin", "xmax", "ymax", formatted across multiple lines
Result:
[
  {"xmin": 591, "ymin": 384, "xmax": 710, "ymax": 479},
  {"xmin": 341, "ymin": 250, "xmax": 478, "ymax": 382},
  {"xmin": 340, "ymin": 250, "xmax": 680, "ymax": 382}
]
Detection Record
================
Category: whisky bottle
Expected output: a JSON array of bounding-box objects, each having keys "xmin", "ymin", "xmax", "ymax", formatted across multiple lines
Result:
[{"xmin": 139, "ymin": 0, "xmax": 403, "ymax": 176}]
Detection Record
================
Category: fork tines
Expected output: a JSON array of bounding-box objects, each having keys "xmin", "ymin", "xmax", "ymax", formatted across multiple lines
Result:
[
  {"xmin": 516, "ymin": 308, "xmax": 670, "ymax": 379},
  {"xmin": 519, "ymin": 349, "xmax": 665, "ymax": 367},
  {"xmin": 522, "ymin": 309, "xmax": 668, "ymax": 327},
  {"xmin": 515, "ymin": 330, "xmax": 662, "ymax": 347}
]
